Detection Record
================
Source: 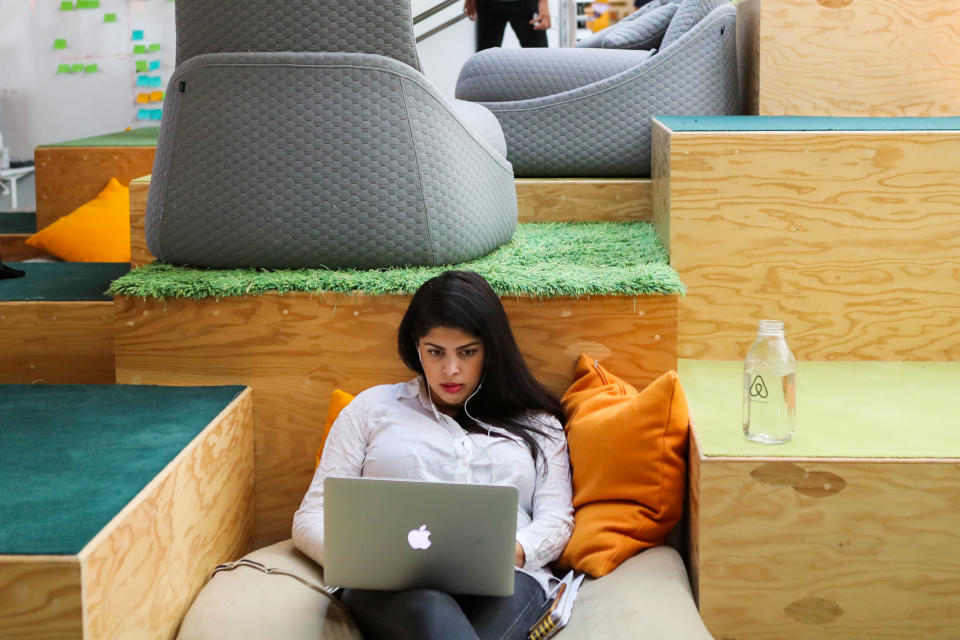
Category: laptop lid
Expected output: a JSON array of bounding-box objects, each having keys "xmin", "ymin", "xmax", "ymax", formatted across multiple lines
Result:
[{"xmin": 323, "ymin": 477, "xmax": 519, "ymax": 596}]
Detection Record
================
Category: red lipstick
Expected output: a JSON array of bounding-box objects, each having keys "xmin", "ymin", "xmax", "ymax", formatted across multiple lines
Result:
[{"xmin": 440, "ymin": 383, "xmax": 464, "ymax": 394}]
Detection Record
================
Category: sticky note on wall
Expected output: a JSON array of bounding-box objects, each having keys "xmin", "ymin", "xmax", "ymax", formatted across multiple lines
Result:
[
  {"xmin": 135, "ymin": 60, "xmax": 148, "ymax": 72},
  {"xmin": 136, "ymin": 76, "xmax": 151, "ymax": 87},
  {"xmin": 148, "ymin": 43, "xmax": 162, "ymax": 52},
  {"xmin": 57, "ymin": 64, "xmax": 72, "ymax": 74},
  {"xmin": 60, "ymin": 1, "xmax": 74, "ymax": 10},
  {"xmin": 134, "ymin": 45, "xmax": 147, "ymax": 54},
  {"xmin": 137, "ymin": 93, "xmax": 150, "ymax": 104},
  {"xmin": 137, "ymin": 109, "xmax": 151, "ymax": 120},
  {"xmin": 76, "ymin": 0, "xmax": 100, "ymax": 8},
  {"xmin": 149, "ymin": 90, "xmax": 164, "ymax": 102},
  {"xmin": 104, "ymin": 12, "xmax": 117, "ymax": 22},
  {"xmin": 148, "ymin": 76, "xmax": 163, "ymax": 87},
  {"xmin": 71, "ymin": 63, "xmax": 84, "ymax": 73},
  {"xmin": 84, "ymin": 64, "xmax": 98, "ymax": 74},
  {"xmin": 149, "ymin": 61, "xmax": 160, "ymax": 70},
  {"xmin": 149, "ymin": 109, "xmax": 163, "ymax": 121},
  {"xmin": 132, "ymin": 30, "xmax": 144, "ymax": 41},
  {"xmin": 54, "ymin": 39, "xmax": 67, "ymax": 50}
]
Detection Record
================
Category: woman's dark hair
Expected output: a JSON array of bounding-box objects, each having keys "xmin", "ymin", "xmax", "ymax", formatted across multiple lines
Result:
[{"xmin": 398, "ymin": 270, "xmax": 565, "ymax": 465}]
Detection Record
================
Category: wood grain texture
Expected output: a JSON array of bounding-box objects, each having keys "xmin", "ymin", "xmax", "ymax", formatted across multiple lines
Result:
[
  {"xmin": 0, "ymin": 558, "xmax": 83, "ymax": 639},
  {"xmin": 736, "ymin": 0, "xmax": 760, "ymax": 115},
  {"xmin": 757, "ymin": 0, "xmax": 960, "ymax": 116},
  {"xmin": 0, "ymin": 301, "xmax": 115, "ymax": 383},
  {"xmin": 516, "ymin": 178, "xmax": 652, "ymax": 222},
  {"xmin": 80, "ymin": 389, "xmax": 254, "ymax": 640},
  {"xmin": 651, "ymin": 121, "xmax": 671, "ymax": 253},
  {"xmin": 129, "ymin": 175, "xmax": 154, "ymax": 267},
  {"xmin": 113, "ymin": 292, "xmax": 677, "ymax": 546},
  {"xmin": 694, "ymin": 455, "xmax": 960, "ymax": 639},
  {"xmin": 663, "ymin": 130, "xmax": 960, "ymax": 361},
  {"xmin": 0, "ymin": 235, "xmax": 46, "ymax": 261},
  {"xmin": 33, "ymin": 146, "xmax": 155, "ymax": 231}
]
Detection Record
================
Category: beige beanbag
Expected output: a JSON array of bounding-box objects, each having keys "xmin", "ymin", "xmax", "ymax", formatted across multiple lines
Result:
[{"xmin": 177, "ymin": 540, "xmax": 361, "ymax": 640}]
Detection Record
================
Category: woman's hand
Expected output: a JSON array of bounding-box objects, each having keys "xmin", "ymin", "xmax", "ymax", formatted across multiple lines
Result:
[
  {"xmin": 464, "ymin": 0, "xmax": 477, "ymax": 20},
  {"xmin": 515, "ymin": 541, "xmax": 526, "ymax": 567},
  {"xmin": 531, "ymin": 0, "xmax": 551, "ymax": 29}
]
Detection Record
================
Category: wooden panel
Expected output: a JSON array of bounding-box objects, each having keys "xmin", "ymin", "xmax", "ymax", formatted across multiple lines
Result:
[
  {"xmin": 650, "ymin": 122, "xmax": 671, "ymax": 253},
  {"xmin": 696, "ymin": 456, "xmax": 960, "ymax": 639},
  {"xmin": 516, "ymin": 178, "xmax": 652, "ymax": 222},
  {"xmin": 757, "ymin": 0, "xmax": 960, "ymax": 116},
  {"xmin": 0, "ymin": 301, "xmax": 115, "ymax": 383},
  {"xmin": 129, "ymin": 175, "xmax": 154, "ymax": 267},
  {"xmin": 80, "ymin": 389, "xmax": 254, "ymax": 640},
  {"xmin": 685, "ymin": 429, "xmax": 703, "ymax": 605},
  {"xmin": 113, "ymin": 292, "xmax": 677, "ymax": 546},
  {"xmin": 665, "ymin": 130, "xmax": 960, "ymax": 361},
  {"xmin": 34, "ymin": 146, "xmax": 155, "ymax": 231},
  {"xmin": 0, "ymin": 557, "xmax": 83, "ymax": 639},
  {"xmin": 736, "ymin": 0, "xmax": 760, "ymax": 115},
  {"xmin": 0, "ymin": 234, "xmax": 46, "ymax": 261}
]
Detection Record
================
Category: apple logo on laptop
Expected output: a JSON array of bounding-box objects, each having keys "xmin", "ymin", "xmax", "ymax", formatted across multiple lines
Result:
[{"xmin": 408, "ymin": 524, "xmax": 432, "ymax": 550}]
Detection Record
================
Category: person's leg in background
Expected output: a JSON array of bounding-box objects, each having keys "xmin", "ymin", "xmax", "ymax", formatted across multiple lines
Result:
[
  {"xmin": 475, "ymin": 0, "xmax": 510, "ymax": 51},
  {"xmin": 506, "ymin": 0, "xmax": 548, "ymax": 47},
  {"xmin": 458, "ymin": 573, "xmax": 546, "ymax": 640}
]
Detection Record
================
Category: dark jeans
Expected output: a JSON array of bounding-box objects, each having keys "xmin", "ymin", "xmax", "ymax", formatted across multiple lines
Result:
[
  {"xmin": 341, "ymin": 572, "xmax": 545, "ymax": 640},
  {"xmin": 476, "ymin": 0, "xmax": 548, "ymax": 51}
]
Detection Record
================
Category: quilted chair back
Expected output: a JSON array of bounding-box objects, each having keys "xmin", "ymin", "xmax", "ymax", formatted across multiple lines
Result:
[
  {"xmin": 146, "ymin": 0, "xmax": 517, "ymax": 269},
  {"xmin": 174, "ymin": 0, "xmax": 421, "ymax": 71}
]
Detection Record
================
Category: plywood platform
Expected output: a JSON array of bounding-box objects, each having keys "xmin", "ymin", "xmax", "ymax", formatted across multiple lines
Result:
[
  {"xmin": 0, "ymin": 385, "xmax": 254, "ymax": 640},
  {"xmin": 653, "ymin": 116, "xmax": 960, "ymax": 361},
  {"xmin": 681, "ymin": 359, "xmax": 960, "ymax": 639},
  {"xmin": 34, "ymin": 128, "xmax": 159, "ymax": 231},
  {"xmin": 114, "ymin": 290, "xmax": 678, "ymax": 546},
  {"xmin": 0, "ymin": 263, "xmax": 129, "ymax": 384}
]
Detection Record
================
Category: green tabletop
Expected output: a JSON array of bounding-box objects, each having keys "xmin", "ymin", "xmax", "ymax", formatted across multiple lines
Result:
[
  {"xmin": 679, "ymin": 359, "xmax": 960, "ymax": 459},
  {"xmin": 38, "ymin": 126, "xmax": 160, "ymax": 148},
  {"xmin": 0, "ymin": 384, "xmax": 245, "ymax": 555}
]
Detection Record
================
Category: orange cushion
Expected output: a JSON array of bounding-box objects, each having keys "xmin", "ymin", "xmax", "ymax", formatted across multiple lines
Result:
[
  {"xmin": 26, "ymin": 177, "xmax": 131, "ymax": 262},
  {"xmin": 557, "ymin": 355, "xmax": 689, "ymax": 577},
  {"xmin": 315, "ymin": 389, "xmax": 355, "ymax": 469}
]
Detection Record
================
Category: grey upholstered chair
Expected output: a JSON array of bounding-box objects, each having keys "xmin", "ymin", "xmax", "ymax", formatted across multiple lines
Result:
[
  {"xmin": 146, "ymin": 0, "xmax": 517, "ymax": 269},
  {"xmin": 455, "ymin": 0, "xmax": 741, "ymax": 177}
]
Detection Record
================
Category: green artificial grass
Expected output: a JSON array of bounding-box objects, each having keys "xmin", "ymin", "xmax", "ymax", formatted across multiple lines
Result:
[
  {"xmin": 39, "ymin": 126, "xmax": 160, "ymax": 148},
  {"xmin": 108, "ymin": 222, "xmax": 683, "ymax": 301}
]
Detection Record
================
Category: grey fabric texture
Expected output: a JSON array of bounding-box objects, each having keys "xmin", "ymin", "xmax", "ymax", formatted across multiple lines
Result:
[
  {"xmin": 575, "ymin": 2, "xmax": 678, "ymax": 50},
  {"xmin": 660, "ymin": 0, "xmax": 726, "ymax": 50},
  {"xmin": 175, "ymin": 0, "xmax": 421, "ymax": 71},
  {"xmin": 575, "ymin": 0, "xmax": 677, "ymax": 48},
  {"xmin": 146, "ymin": 52, "xmax": 516, "ymax": 269},
  {"xmin": 602, "ymin": 3, "xmax": 679, "ymax": 49},
  {"xmin": 457, "ymin": 0, "xmax": 740, "ymax": 177},
  {"xmin": 456, "ymin": 49, "xmax": 652, "ymax": 103},
  {"xmin": 176, "ymin": 541, "xmax": 711, "ymax": 640},
  {"xmin": 449, "ymin": 100, "xmax": 508, "ymax": 157}
]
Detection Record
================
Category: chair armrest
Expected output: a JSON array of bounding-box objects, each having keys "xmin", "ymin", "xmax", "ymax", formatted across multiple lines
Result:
[{"xmin": 456, "ymin": 48, "xmax": 652, "ymax": 103}]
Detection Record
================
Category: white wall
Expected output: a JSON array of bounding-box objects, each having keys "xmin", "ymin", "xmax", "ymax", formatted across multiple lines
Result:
[{"xmin": 0, "ymin": 0, "xmax": 176, "ymax": 163}]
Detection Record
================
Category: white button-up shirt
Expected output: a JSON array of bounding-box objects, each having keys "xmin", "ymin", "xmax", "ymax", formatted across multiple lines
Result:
[{"xmin": 292, "ymin": 378, "xmax": 574, "ymax": 595}]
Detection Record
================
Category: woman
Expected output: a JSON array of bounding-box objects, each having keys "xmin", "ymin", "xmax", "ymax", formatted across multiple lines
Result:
[{"xmin": 293, "ymin": 270, "xmax": 573, "ymax": 640}]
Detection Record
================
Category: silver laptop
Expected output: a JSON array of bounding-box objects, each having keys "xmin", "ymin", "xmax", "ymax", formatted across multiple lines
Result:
[{"xmin": 323, "ymin": 476, "xmax": 519, "ymax": 596}]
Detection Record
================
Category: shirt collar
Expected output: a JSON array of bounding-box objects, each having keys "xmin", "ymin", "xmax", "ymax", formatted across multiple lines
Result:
[{"xmin": 398, "ymin": 377, "xmax": 522, "ymax": 441}]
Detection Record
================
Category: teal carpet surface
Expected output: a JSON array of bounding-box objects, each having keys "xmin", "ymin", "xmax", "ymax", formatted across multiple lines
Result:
[
  {"xmin": 0, "ymin": 384, "xmax": 245, "ymax": 555},
  {"xmin": 655, "ymin": 116, "xmax": 960, "ymax": 132},
  {"xmin": 0, "ymin": 263, "xmax": 129, "ymax": 301},
  {"xmin": 0, "ymin": 212, "xmax": 36, "ymax": 234}
]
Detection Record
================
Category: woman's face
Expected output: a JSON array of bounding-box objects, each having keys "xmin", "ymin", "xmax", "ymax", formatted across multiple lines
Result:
[{"xmin": 417, "ymin": 326, "xmax": 485, "ymax": 415}]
